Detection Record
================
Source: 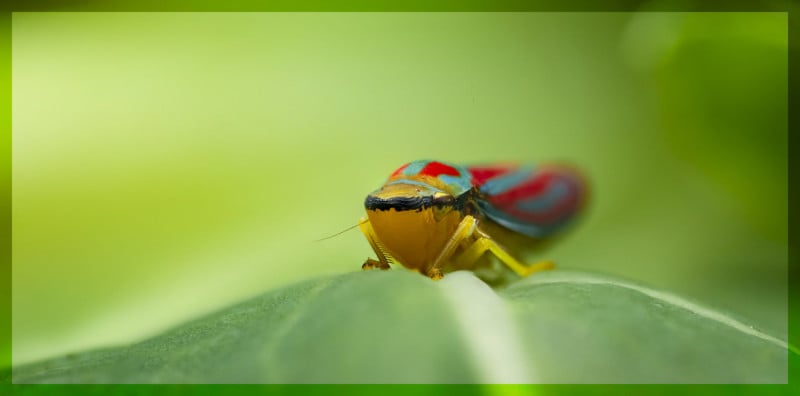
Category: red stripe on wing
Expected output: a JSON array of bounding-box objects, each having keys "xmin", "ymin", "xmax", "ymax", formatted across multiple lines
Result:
[
  {"xmin": 487, "ymin": 170, "xmax": 557, "ymax": 206},
  {"xmin": 498, "ymin": 176, "xmax": 582, "ymax": 223},
  {"xmin": 467, "ymin": 164, "xmax": 517, "ymax": 186},
  {"xmin": 472, "ymin": 163, "xmax": 588, "ymax": 237}
]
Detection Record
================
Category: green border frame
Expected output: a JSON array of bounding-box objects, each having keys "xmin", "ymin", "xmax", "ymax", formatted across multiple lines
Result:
[{"xmin": 1, "ymin": 0, "xmax": 795, "ymax": 394}]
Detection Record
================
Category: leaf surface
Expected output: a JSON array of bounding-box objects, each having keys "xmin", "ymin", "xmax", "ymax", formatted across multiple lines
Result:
[{"xmin": 10, "ymin": 270, "xmax": 789, "ymax": 383}]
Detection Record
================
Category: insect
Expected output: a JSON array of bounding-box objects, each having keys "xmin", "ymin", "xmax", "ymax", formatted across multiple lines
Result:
[{"xmin": 359, "ymin": 160, "xmax": 588, "ymax": 286}]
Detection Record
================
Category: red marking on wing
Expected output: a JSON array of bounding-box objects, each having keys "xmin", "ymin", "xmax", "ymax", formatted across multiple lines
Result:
[
  {"xmin": 419, "ymin": 161, "xmax": 460, "ymax": 178},
  {"xmin": 390, "ymin": 163, "xmax": 410, "ymax": 177},
  {"xmin": 488, "ymin": 170, "xmax": 556, "ymax": 205},
  {"xmin": 500, "ymin": 178, "xmax": 581, "ymax": 223},
  {"xmin": 467, "ymin": 164, "xmax": 517, "ymax": 186},
  {"xmin": 478, "ymin": 164, "xmax": 588, "ymax": 235}
]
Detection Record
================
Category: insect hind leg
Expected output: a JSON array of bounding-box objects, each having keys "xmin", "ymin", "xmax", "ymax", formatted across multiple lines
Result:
[
  {"xmin": 454, "ymin": 234, "xmax": 554, "ymax": 277},
  {"xmin": 425, "ymin": 215, "xmax": 479, "ymax": 280}
]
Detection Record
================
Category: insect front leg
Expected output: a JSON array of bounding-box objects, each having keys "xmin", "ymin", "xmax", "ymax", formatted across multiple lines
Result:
[
  {"xmin": 358, "ymin": 217, "xmax": 392, "ymax": 271},
  {"xmin": 425, "ymin": 215, "xmax": 478, "ymax": 280},
  {"xmin": 454, "ymin": 229, "xmax": 554, "ymax": 278}
]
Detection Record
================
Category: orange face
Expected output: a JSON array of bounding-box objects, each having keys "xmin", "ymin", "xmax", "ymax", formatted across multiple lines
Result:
[{"xmin": 365, "ymin": 181, "xmax": 465, "ymax": 272}]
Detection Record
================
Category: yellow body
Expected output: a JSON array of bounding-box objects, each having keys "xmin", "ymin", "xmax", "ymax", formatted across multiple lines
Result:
[{"xmin": 366, "ymin": 206, "xmax": 462, "ymax": 273}]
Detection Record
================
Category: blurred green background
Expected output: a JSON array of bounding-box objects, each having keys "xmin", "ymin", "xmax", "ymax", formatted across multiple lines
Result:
[{"xmin": 10, "ymin": 12, "xmax": 787, "ymax": 367}]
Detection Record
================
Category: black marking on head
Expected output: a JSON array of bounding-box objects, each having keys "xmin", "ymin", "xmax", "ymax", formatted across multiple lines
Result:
[
  {"xmin": 365, "ymin": 193, "xmax": 456, "ymax": 212},
  {"xmin": 365, "ymin": 188, "xmax": 482, "ymax": 213}
]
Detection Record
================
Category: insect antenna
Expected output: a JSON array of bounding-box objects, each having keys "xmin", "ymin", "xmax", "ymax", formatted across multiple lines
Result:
[{"xmin": 314, "ymin": 219, "xmax": 368, "ymax": 242}]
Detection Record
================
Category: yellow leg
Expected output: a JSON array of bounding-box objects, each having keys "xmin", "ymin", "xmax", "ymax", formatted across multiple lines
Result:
[
  {"xmin": 425, "ymin": 215, "xmax": 478, "ymax": 280},
  {"xmin": 454, "ymin": 232, "xmax": 554, "ymax": 277},
  {"xmin": 358, "ymin": 217, "xmax": 391, "ymax": 270}
]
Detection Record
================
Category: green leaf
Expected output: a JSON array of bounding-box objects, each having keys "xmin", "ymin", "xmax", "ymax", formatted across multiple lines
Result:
[{"xmin": 9, "ymin": 270, "xmax": 789, "ymax": 383}]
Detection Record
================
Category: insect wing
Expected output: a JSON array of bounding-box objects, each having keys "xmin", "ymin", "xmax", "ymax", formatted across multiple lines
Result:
[{"xmin": 468, "ymin": 164, "xmax": 587, "ymax": 238}]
